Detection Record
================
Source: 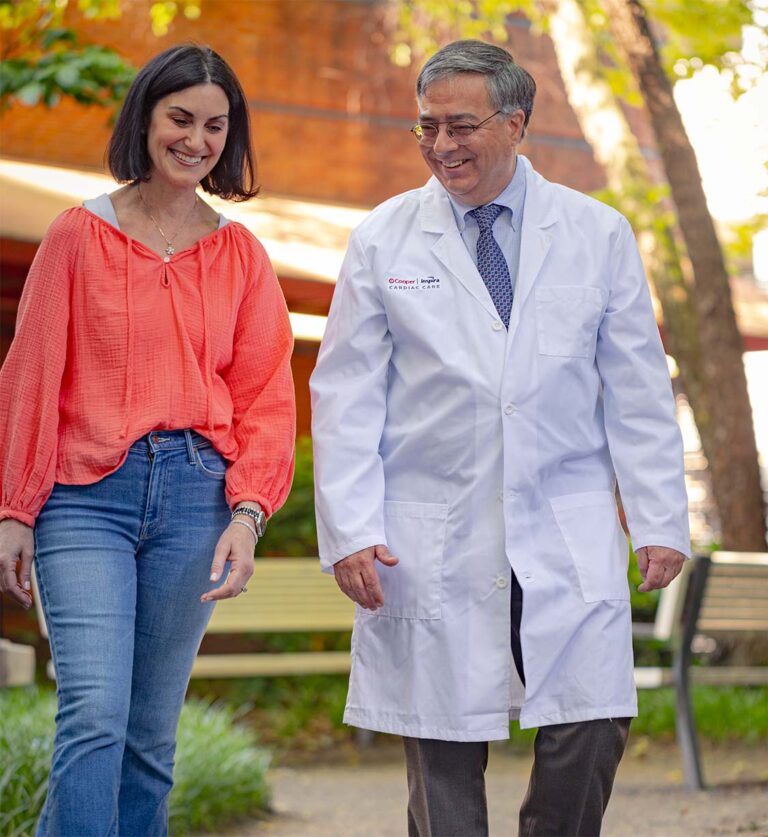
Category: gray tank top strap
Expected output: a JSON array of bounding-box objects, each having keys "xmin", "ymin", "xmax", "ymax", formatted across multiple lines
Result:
[{"xmin": 82, "ymin": 193, "xmax": 229, "ymax": 230}]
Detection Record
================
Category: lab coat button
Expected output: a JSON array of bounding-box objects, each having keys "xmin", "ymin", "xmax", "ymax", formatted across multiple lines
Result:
[
  {"xmin": 504, "ymin": 404, "xmax": 516, "ymax": 416},
  {"xmin": 492, "ymin": 320, "xmax": 503, "ymax": 332},
  {"xmin": 495, "ymin": 577, "xmax": 508, "ymax": 589},
  {"xmin": 497, "ymin": 490, "xmax": 504, "ymax": 502}
]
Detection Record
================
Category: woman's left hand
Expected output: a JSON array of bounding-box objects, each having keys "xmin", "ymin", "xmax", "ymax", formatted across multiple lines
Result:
[{"xmin": 200, "ymin": 522, "xmax": 256, "ymax": 602}]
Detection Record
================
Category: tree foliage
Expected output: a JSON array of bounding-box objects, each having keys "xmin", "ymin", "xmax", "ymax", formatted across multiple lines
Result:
[
  {"xmin": 0, "ymin": 26, "xmax": 135, "ymax": 108},
  {"xmin": 393, "ymin": 0, "xmax": 765, "ymax": 95},
  {"xmin": 0, "ymin": 0, "xmax": 202, "ymax": 111}
]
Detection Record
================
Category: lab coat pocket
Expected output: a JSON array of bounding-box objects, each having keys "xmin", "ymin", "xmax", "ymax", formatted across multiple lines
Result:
[
  {"xmin": 549, "ymin": 491, "xmax": 630, "ymax": 602},
  {"xmin": 535, "ymin": 286, "xmax": 604, "ymax": 358},
  {"xmin": 376, "ymin": 500, "xmax": 449, "ymax": 619}
]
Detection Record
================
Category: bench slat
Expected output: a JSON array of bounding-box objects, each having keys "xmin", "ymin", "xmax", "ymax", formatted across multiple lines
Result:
[
  {"xmin": 698, "ymin": 618, "xmax": 768, "ymax": 631},
  {"xmin": 690, "ymin": 666, "xmax": 768, "ymax": 685},
  {"xmin": 701, "ymin": 589, "xmax": 768, "ymax": 600},
  {"xmin": 204, "ymin": 558, "xmax": 355, "ymax": 633},
  {"xmin": 700, "ymin": 604, "xmax": 768, "ymax": 617},
  {"xmin": 634, "ymin": 667, "xmax": 674, "ymax": 688},
  {"xmin": 711, "ymin": 552, "xmax": 768, "ymax": 567},
  {"xmin": 190, "ymin": 651, "xmax": 352, "ymax": 678},
  {"xmin": 706, "ymin": 578, "xmax": 768, "ymax": 599},
  {"xmin": 207, "ymin": 609, "xmax": 353, "ymax": 632},
  {"xmin": 634, "ymin": 666, "xmax": 768, "ymax": 689},
  {"xmin": 706, "ymin": 577, "xmax": 768, "ymax": 589}
]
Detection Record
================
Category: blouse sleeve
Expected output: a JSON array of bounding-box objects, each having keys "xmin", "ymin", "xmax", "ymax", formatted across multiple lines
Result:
[
  {"xmin": 0, "ymin": 209, "xmax": 81, "ymax": 526},
  {"xmin": 223, "ymin": 230, "xmax": 296, "ymax": 517}
]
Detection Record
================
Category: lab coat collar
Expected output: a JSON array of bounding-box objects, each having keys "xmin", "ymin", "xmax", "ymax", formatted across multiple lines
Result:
[
  {"xmin": 422, "ymin": 182, "xmax": 500, "ymax": 320},
  {"xmin": 419, "ymin": 155, "xmax": 558, "ymax": 331}
]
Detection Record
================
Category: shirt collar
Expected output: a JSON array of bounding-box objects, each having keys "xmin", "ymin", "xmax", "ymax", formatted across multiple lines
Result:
[{"xmin": 447, "ymin": 157, "xmax": 527, "ymax": 233}]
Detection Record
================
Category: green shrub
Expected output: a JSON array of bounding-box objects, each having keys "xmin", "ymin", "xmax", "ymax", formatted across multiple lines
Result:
[
  {"xmin": 0, "ymin": 687, "xmax": 54, "ymax": 837},
  {"xmin": 506, "ymin": 686, "xmax": 768, "ymax": 747},
  {"xmin": 188, "ymin": 673, "xmax": 350, "ymax": 752},
  {"xmin": 0, "ymin": 688, "xmax": 271, "ymax": 836},
  {"xmin": 169, "ymin": 700, "xmax": 271, "ymax": 833},
  {"xmin": 255, "ymin": 435, "xmax": 317, "ymax": 557},
  {"xmin": 634, "ymin": 686, "xmax": 768, "ymax": 742}
]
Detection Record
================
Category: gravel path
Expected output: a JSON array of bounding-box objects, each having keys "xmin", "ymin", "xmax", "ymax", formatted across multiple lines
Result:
[{"xmin": 226, "ymin": 741, "xmax": 768, "ymax": 837}]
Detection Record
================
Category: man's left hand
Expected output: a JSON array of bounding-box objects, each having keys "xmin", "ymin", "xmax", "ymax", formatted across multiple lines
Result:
[{"xmin": 636, "ymin": 545, "xmax": 686, "ymax": 592}]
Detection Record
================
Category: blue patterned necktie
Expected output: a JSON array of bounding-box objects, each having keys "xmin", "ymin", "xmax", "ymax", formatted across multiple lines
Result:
[{"xmin": 468, "ymin": 203, "xmax": 513, "ymax": 328}]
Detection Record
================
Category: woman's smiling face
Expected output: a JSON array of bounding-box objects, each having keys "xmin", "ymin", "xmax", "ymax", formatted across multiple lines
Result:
[{"xmin": 145, "ymin": 83, "xmax": 230, "ymax": 189}]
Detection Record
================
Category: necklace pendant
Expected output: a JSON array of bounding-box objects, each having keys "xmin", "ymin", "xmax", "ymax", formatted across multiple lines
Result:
[{"xmin": 164, "ymin": 244, "xmax": 175, "ymax": 257}]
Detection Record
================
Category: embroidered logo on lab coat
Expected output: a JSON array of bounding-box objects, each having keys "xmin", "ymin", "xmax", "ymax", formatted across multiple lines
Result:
[{"xmin": 387, "ymin": 276, "xmax": 441, "ymax": 291}]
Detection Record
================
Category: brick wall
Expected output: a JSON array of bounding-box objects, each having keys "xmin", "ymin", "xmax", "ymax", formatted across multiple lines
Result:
[{"xmin": 0, "ymin": 0, "xmax": 660, "ymax": 205}]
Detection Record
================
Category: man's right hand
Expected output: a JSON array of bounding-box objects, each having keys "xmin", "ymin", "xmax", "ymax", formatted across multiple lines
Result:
[
  {"xmin": 0, "ymin": 518, "xmax": 35, "ymax": 609},
  {"xmin": 334, "ymin": 544, "xmax": 399, "ymax": 610}
]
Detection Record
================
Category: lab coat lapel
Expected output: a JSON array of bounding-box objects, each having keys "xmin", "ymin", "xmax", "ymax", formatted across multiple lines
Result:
[
  {"xmin": 508, "ymin": 163, "xmax": 557, "ymax": 345},
  {"xmin": 420, "ymin": 178, "xmax": 500, "ymax": 321}
]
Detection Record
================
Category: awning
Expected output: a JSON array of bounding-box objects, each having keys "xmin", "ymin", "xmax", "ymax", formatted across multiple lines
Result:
[{"xmin": 0, "ymin": 158, "xmax": 370, "ymax": 341}]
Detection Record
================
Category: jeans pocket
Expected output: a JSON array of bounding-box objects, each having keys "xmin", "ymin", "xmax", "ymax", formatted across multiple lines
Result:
[
  {"xmin": 193, "ymin": 445, "xmax": 228, "ymax": 480},
  {"xmin": 373, "ymin": 500, "xmax": 449, "ymax": 620}
]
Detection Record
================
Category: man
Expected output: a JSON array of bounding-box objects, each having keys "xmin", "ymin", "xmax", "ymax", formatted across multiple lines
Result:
[{"xmin": 310, "ymin": 40, "xmax": 689, "ymax": 837}]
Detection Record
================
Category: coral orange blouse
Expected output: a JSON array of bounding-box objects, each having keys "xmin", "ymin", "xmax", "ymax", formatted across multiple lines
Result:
[{"xmin": 0, "ymin": 207, "xmax": 296, "ymax": 526}]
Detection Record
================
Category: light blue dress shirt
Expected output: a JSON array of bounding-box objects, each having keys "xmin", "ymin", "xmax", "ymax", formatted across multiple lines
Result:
[{"xmin": 446, "ymin": 157, "xmax": 527, "ymax": 295}]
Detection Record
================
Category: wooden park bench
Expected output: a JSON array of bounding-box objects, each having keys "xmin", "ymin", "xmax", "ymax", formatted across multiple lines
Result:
[
  {"xmin": 190, "ymin": 557, "xmax": 354, "ymax": 678},
  {"xmin": 633, "ymin": 551, "xmax": 768, "ymax": 790},
  {"xmin": 34, "ymin": 558, "xmax": 354, "ymax": 680}
]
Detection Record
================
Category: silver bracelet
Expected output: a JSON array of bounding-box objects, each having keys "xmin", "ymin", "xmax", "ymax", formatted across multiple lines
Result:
[
  {"xmin": 230, "ymin": 518, "xmax": 257, "ymax": 543},
  {"xmin": 232, "ymin": 504, "xmax": 266, "ymax": 537}
]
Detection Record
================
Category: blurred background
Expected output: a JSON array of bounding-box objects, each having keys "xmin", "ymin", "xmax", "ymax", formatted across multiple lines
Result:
[
  {"xmin": 1, "ymin": 0, "xmax": 766, "ymax": 547},
  {"xmin": 1, "ymin": 1, "xmax": 766, "ymax": 833}
]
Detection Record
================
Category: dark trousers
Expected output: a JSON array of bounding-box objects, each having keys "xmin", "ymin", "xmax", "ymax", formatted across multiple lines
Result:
[{"xmin": 404, "ymin": 573, "xmax": 631, "ymax": 837}]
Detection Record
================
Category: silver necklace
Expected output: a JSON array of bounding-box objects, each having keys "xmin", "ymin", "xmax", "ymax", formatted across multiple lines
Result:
[{"xmin": 138, "ymin": 185, "xmax": 199, "ymax": 259}]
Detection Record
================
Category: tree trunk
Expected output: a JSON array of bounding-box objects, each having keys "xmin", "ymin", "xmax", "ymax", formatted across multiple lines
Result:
[
  {"xmin": 600, "ymin": 0, "xmax": 765, "ymax": 550},
  {"xmin": 545, "ymin": 0, "xmax": 704, "ymax": 541},
  {"xmin": 546, "ymin": 0, "xmax": 706, "ymax": 426}
]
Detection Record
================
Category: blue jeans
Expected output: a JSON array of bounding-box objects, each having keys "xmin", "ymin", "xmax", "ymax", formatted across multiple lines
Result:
[{"xmin": 34, "ymin": 430, "xmax": 231, "ymax": 837}]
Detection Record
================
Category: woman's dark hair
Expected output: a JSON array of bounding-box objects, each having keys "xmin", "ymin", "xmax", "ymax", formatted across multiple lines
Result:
[{"xmin": 107, "ymin": 44, "xmax": 258, "ymax": 201}]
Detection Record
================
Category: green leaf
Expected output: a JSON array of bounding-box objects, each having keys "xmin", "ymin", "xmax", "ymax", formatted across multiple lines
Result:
[
  {"xmin": 16, "ymin": 80, "xmax": 42, "ymax": 105},
  {"xmin": 41, "ymin": 27, "xmax": 77, "ymax": 49},
  {"xmin": 54, "ymin": 64, "xmax": 79, "ymax": 88}
]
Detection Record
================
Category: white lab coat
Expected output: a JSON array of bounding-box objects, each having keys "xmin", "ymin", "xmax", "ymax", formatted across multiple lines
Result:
[{"xmin": 310, "ymin": 156, "xmax": 690, "ymax": 740}]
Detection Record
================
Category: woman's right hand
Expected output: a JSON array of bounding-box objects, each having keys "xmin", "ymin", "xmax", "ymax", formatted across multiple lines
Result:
[{"xmin": 0, "ymin": 519, "xmax": 34, "ymax": 609}]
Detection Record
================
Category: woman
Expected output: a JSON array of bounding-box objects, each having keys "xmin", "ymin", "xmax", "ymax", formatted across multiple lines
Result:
[{"xmin": 0, "ymin": 45, "xmax": 295, "ymax": 835}]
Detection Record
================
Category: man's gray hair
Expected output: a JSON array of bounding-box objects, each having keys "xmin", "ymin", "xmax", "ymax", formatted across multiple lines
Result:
[{"xmin": 416, "ymin": 40, "xmax": 536, "ymax": 135}]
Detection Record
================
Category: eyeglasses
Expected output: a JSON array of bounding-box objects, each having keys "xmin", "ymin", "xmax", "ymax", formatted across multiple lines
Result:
[{"xmin": 410, "ymin": 110, "xmax": 504, "ymax": 146}]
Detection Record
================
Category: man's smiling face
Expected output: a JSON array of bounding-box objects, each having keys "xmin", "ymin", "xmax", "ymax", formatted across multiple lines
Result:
[{"xmin": 416, "ymin": 73, "xmax": 524, "ymax": 207}]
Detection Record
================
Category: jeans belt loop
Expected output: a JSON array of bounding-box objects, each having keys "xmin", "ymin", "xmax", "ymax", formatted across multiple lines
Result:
[{"xmin": 184, "ymin": 430, "xmax": 196, "ymax": 465}]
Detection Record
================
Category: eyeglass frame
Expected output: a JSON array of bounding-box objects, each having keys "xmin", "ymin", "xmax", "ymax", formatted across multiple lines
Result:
[{"xmin": 409, "ymin": 109, "xmax": 514, "ymax": 145}]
